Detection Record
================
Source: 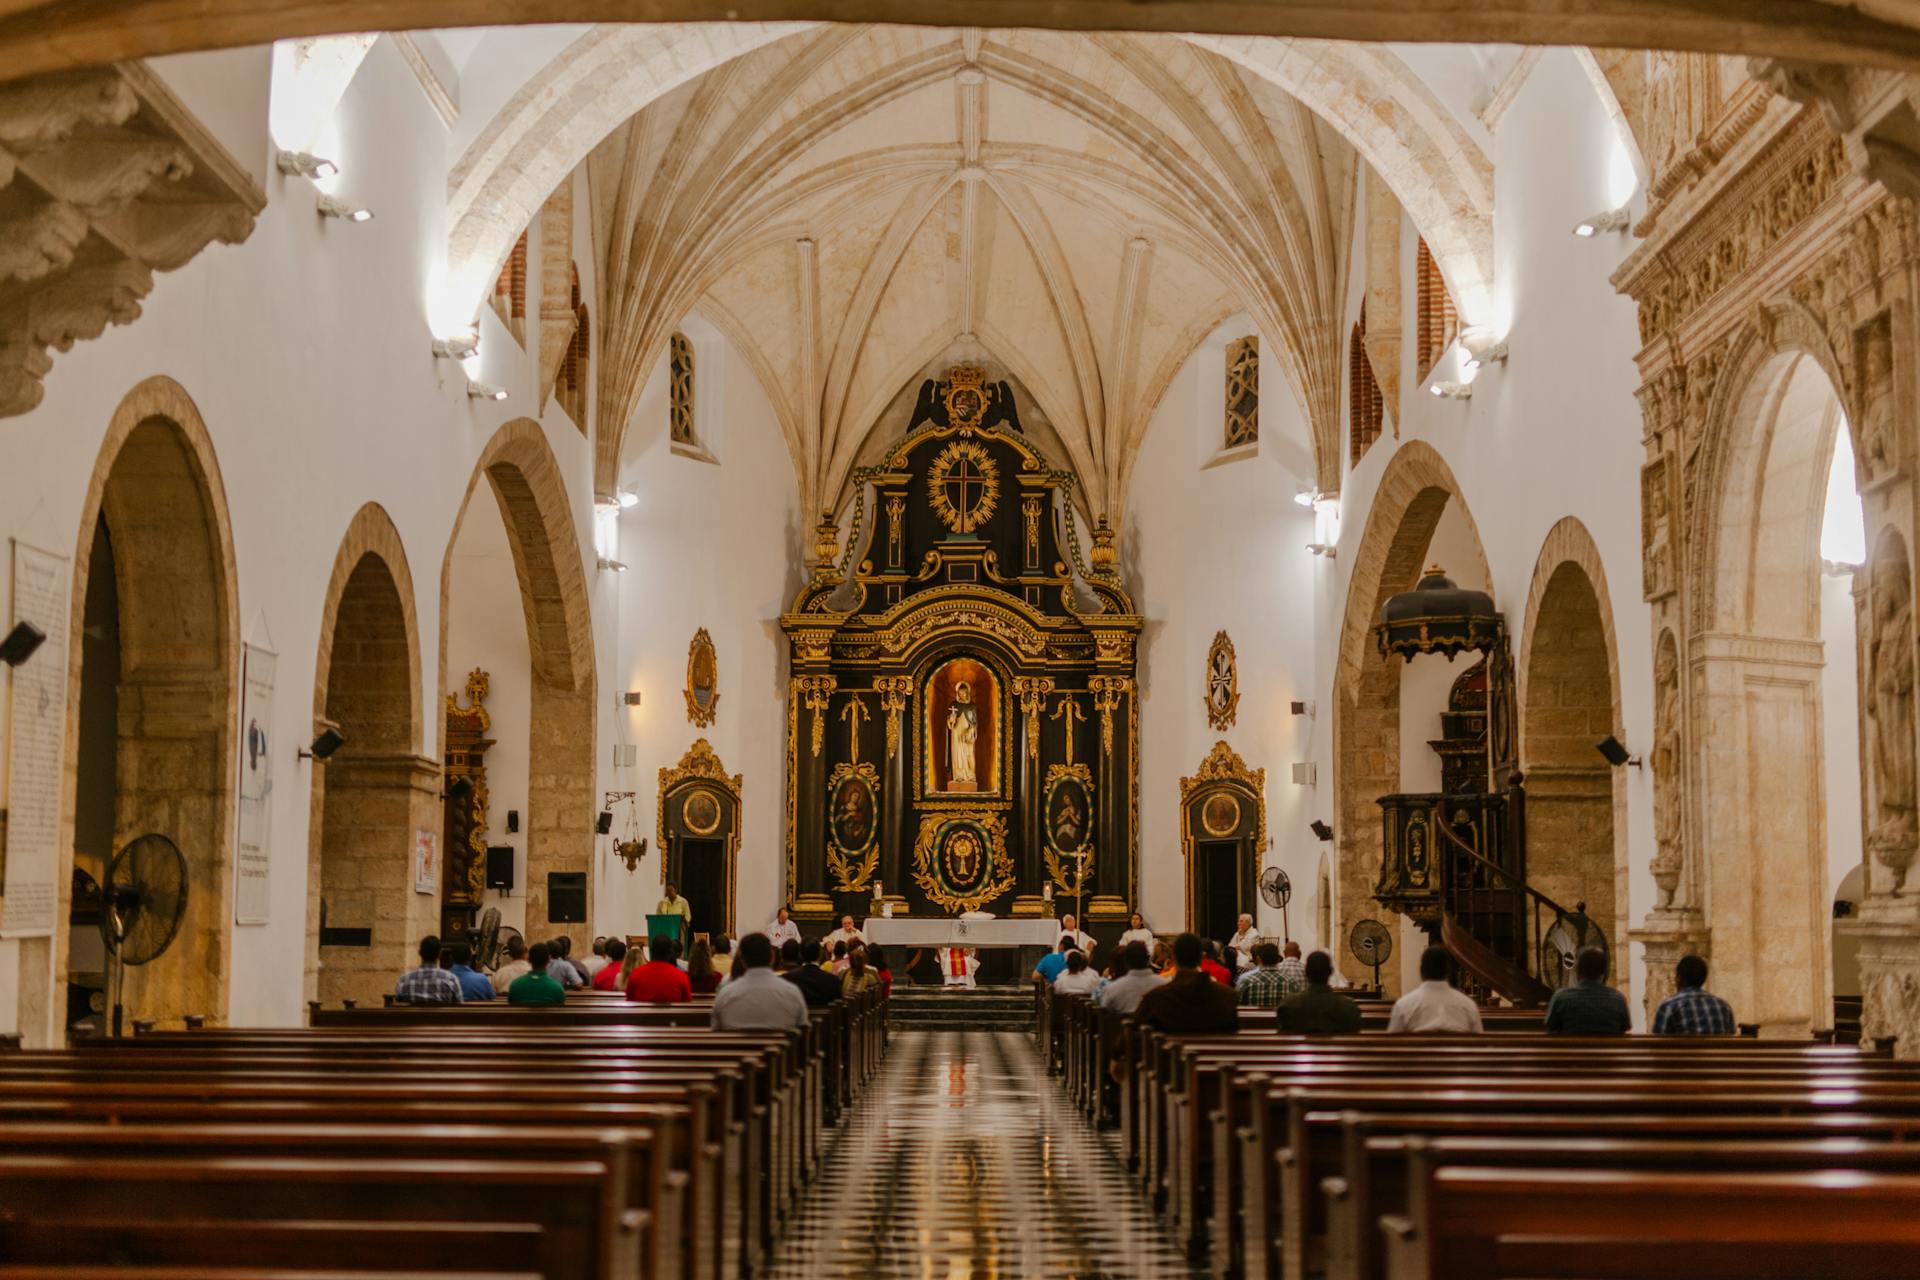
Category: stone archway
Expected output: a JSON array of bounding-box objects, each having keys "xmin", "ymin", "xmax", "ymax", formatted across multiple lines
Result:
[
  {"xmin": 306, "ymin": 504, "xmax": 431, "ymax": 1008},
  {"xmin": 51, "ymin": 376, "xmax": 239, "ymax": 1043},
  {"xmin": 1331, "ymin": 440, "xmax": 1491, "ymax": 987},
  {"xmin": 440, "ymin": 421, "xmax": 595, "ymax": 935},
  {"xmin": 1516, "ymin": 518, "xmax": 1625, "ymax": 973}
]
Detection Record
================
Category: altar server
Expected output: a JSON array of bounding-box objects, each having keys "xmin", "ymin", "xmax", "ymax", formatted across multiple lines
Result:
[{"xmin": 938, "ymin": 945, "xmax": 980, "ymax": 989}]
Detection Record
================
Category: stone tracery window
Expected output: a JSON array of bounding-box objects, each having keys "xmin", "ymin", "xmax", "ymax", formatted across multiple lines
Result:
[
  {"xmin": 1223, "ymin": 334, "xmax": 1259, "ymax": 449},
  {"xmin": 1414, "ymin": 237, "xmax": 1456, "ymax": 384},
  {"xmin": 669, "ymin": 331, "xmax": 696, "ymax": 446},
  {"xmin": 1350, "ymin": 304, "xmax": 1384, "ymax": 465},
  {"xmin": 490, "ymin": 231, "xmax": 527, "ymax": 345},
  {"xmin": 557, "ymin": 263, "xmax": 590, "ymax": 431}
]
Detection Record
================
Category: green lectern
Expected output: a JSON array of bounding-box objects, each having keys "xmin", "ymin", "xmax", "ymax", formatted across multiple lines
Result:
[{"xmin": 646, "ymin": 912, "xmax": 688, "ymax": 953}]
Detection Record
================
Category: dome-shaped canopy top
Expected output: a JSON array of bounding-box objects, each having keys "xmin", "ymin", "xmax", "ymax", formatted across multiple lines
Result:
[{"xmin": 1376, "ymin": 565, "xmax": 1504, "ymax": 662}]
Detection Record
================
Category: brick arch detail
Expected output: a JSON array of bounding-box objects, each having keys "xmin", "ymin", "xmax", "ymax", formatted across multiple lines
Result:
[
  {"xmin": 1331, "ymin": 439, "xmax": 1490, "ymax": 988},
  {"xmin": 441, "ymin": 418, "xmax": 596, "ymax": 930},
  {"xmin": 44, "ymin": 375, "xmax": 242, "ymax": 1043}
]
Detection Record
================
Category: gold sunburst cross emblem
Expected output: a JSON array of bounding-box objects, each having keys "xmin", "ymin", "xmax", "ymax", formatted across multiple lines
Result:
[{"xmin": 928, "ymin": 439, "xmax": 999, "ymax": 536}]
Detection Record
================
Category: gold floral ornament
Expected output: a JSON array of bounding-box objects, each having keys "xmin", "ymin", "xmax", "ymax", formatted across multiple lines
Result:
[
  {"xmin": 1205, "ymin": 630, "xmax": 1239, "ymax": 730},
  {"xmin": 685, "ymin": 627, "xmax": 719, "ymax": 728},
  {"xmin": 927, "ymin": 439, "xmax": 1000, "ymax": 535},
  {"xmin": 912, "ymin": 810, "xmax": 1016, "ymax": 913}
]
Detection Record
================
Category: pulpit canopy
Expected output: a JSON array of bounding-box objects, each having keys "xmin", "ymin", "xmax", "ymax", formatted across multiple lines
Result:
[{"xmin": 1376, "ymin": 564, "xmax": 1505, "ymax": 662}]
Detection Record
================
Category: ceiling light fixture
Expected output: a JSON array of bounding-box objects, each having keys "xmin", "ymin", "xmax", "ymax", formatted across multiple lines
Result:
[
  {"xmin": 1293, "ymin": 488, "xmax": 1318, "ymax": 509},
  {"xmin": 1429, "ymin": 381, "xmax": 1472, "ymax": 400},
  {"xmin": 432, "ymin": 333, "xmax": 479, "ymax": 360},
  {"xmin": 466, "ymin": 381, "xmax": 506, "ymax": 401},
  {"xmin": 1573, "ymin": 207, "xmax": 1630, "ymax": 237},
  {"xmin": 316, "ymin": 194, "xmax": 372, "ymax": 222},
  {"xmin": 616, "ymin": 489, "xmax": 639, "ymax": 509},
  {"xmin": 276, "ymin": 150, "xmax": 338, "ymax": 180}
]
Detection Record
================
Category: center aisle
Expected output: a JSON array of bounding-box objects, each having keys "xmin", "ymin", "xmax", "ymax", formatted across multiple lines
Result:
[{"xmin": 768, "ymin": 1028, "xmax": 1201, "ymax": 1278}]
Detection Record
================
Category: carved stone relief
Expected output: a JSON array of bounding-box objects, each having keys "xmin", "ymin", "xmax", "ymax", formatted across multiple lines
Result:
[
  {"xmin": 1868, "ymin": 533, "xmax": 1916, "ymax": 889},
  {"xmin": 1650, "ymin": 630, "xmax": 1684, "ymax": 909}
]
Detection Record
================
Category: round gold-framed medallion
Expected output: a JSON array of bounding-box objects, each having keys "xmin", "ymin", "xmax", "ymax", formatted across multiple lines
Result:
[
  {"xmin": 682, "ymin": 789, "xmax": 722, "ymax": 836},
  {"xmin": 1200, "ymin": 790, "xmax": 1242, "ymax": 837}
]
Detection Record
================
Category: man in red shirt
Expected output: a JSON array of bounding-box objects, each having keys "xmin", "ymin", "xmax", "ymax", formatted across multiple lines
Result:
[
  {"xmin": 625, "ymin": 935, "xmax": 693, "ymax": 1003},
  {"xmin": 1200, "ymin": 939, "xmax": 1234, "ymax": 987},
  {"xmin": 592, "ymin": 938, "xmax": 628, "ymax": 991}
]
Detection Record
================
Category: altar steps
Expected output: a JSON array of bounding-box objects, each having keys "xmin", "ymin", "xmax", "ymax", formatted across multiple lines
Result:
[{"xmin": 889, "ymin": 986, "xmax": 1032, "ymax": 1030}]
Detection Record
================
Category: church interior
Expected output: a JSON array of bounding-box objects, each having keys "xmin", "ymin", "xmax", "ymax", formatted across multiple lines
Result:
[{"xmin": 7, "ymin": 1, "xmax": 1920, "ymax": 1274}]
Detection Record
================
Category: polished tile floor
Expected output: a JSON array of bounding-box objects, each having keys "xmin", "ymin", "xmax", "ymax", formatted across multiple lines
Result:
[{"xmin": 769, "ymin": 1029, "xmax": 1201, "ymax": 1279}]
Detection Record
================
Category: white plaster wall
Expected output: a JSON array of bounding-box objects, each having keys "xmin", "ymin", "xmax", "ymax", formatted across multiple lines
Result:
[
  {"xmin": 0, "ymin": 39, "xmax": 597, "ymax": 1040},
  {"xmin": 1128, "ymin": 319, "xmax": 1320, "ymax": 944},
  {"xmin": 600, "ymin": 321, "xmax": 802, "ymax": 942}
]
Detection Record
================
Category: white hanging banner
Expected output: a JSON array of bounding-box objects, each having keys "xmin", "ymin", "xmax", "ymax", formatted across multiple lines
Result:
[
  {"xmin": 2, "ymin": 542, "xmax": 70, "ymax": 938},
  {"xmin": 233, "ymin": 644, "xmax": 276, "ymax": 925}
]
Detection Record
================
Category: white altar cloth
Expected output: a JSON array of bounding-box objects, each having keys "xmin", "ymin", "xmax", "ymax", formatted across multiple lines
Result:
[{"xmin": 860, "ymin": 917, "xmax": 1064, "ymax": 948}]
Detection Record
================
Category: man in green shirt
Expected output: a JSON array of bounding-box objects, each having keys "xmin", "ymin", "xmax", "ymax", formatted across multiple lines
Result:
[
  {"xmin": 507, "ymin": 942, "xmax": 568, "ymax": 1006},
  {"xmin": 1544, "ymin": 947, "xmax": 1630, "ymax": 1034},
  {"xmin": 1277, "ymin": 950, "xmax": 1363, "ymax": 1033}
]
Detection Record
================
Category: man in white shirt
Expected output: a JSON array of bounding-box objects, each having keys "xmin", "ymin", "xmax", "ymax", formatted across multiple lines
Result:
[
  {"xmin": 1053, "ymin": 950, "xmax": 1101, "ymax": 996},
  {"xmin": 1387, "ymin": 945, "xmax": 1484, "ymax": 1033},
  {"xmin": 1057, "ymin": 912, "xmax": 1094, "ymax": 955},
  {"xmin": 1096, "ymin": 940, "xmax": 1166, "ymax": 1016},
  {"xmin": 711, "ymin": 933, "xmax": 810, "ymax": 1031},
  {"xmin": 766, "ymin": 907, "xmax": 801, "ymax": 951},
  {"xmin": 831, "ymin": 915, "xmax": 867, "ymax": 949},
  {"xmin": 1227, "ymin": 914, "xmax": 1260, "ymax": 971}
]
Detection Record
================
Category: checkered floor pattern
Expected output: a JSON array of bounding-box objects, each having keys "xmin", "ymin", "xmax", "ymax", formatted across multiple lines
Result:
[{"xmin": 767, "ymin": 1029, "xmax": 1201, "ymax": 1278}]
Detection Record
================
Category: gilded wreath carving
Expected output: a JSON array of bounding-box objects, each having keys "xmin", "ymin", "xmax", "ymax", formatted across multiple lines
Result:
[
  {"xmin": 1043, "ymin": 762, "xmax": 1095, "ymax": 895},
  {"xmin": 685, "ymin": 627, "xmax": 719, "ymax": 728},
  {"xmin": 911, "ymin": 809, "xmax": 1016, "ymax": 913},
  {"xmin": 927, "ymin": 439, "xmax": 1000, "ymax": 535},
  {"xmin": 827, "ymin": 760, "xmax": 881, "ymax": 892}
]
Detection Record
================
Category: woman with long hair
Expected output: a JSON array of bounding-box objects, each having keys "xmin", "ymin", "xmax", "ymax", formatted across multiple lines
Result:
[
  {"xmin": 842, "ymin": 944, "xmax": 881, "ymax": 998},
  {"xmin": 866, "ymin": 944, "xmax": 893, "ymax": 998},
  {"xmin": 1118, "ymin": 911, "xmax": 1153, "ymax": 949},
  {"xmin": 685, "ymin": 938, "xmax": 720, "ymax": 994},
  {"xmin": 1152, "ymin": 939, "xmax": 1176, "ymax": 978}
]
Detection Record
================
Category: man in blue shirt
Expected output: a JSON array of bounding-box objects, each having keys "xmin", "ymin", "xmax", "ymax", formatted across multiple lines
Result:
[
  {"xmin": 1033, "ymin": 936, "xmax": 1075, "ymax": 984},
  {"xmin": 1652, "ymin": 953, "xmax": 1736, "ymax": 1035},
  {"xmin": 444, "ymin": 940, "xmax": 495, "ymax": 1001}
]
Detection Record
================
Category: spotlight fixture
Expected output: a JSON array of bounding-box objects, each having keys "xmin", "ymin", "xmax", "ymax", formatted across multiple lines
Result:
[
  {"xmin": 616, "ymin": 489, "xmax": 640, "ymax": 509},
  {"xmin": 467, "ymin": 381, "xmax": 507, "ymax": 401},
  {"xmin": 597, "ymin": 557, "xmax": 628, "ymax": 573},
  {"xmin": 595, "ymin": 811, "xmax": 613, "ymax": 835},
  {"xmin": 1305, "ymin": 543, "xmax": 1337, "ymax": 558},
  {"xmin": 1462, "ymin": 341, "xmax": 1509, "ymax": 372},
  {"xmin": 1596, "ymin": 735, "xmax": 1642, "ymax": 769},
  {"xmin": 1293, "ymin": 488, "xmax": 1318, "ymax": 509},
  {"xmin": 316, "ymin": 194, "xmax": 373, "ymax": 222},
  {"xmin": 299, "ymin": 727, "xmax": 346, "ymax": 762},
  {"xmin": 275, "ymin": 150, "xmax": 339, "ymax": 180},
  {"xmin": 1310, "ymin": 819, "xmax": 1335, "ymax": 843},
  {"xmin": 1429, "ymin": 381, "xmax": 1472, "ymax": 400},
  {"xmin": 432, "ymin": 333, "xmax": 480, "ymax": 360},
  {"xmin": 0, "ymin": 620, "xmax": 47, "ymax": 667},
  {"xmin": 1290, "ymin": 699, "xmax": 1316, "ymax": 718},
  {"xmin": 1573, "ymin": 207, "xmax": 1630, "ymax": 237}
]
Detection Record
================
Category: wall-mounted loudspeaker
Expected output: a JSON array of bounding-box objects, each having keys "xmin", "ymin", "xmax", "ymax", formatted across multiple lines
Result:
[
  {"xmin": 595, "ymin": 811, "xmax": 613, "ymax": 835},
  {"xmin": 486, "ymin": 845, "xmax": 514, "ymax": 891},
  {"xmin": 548, "ymin": 871, "xmax": 587, "ymax": 923},
  {"xmin": 505, "ymin": 809, "xmax": 519, "ymax": 834}
]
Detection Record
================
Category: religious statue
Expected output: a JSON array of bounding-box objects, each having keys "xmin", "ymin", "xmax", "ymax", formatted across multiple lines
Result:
[
  {"xmin": 1650, "ymin": 636, "xmax": 1684, "ymax": 907},
  {"xmin": 947, "ymin": 680, "xmax": 979, "ymax": 789},
  {"xmin": 1855, "ymin": 317, "xmax": 1896, "ymax": 482},
  {"xmin": 1869, "ymin": 558, "xmax": 1917, "ymax": 887}
]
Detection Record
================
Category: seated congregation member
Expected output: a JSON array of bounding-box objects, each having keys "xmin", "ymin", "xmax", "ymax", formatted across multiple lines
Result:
[
  {"xmin": 1117, "ymin": 911, "xmax": 1154, "ymax": 950},
  {"xmin": 1151, "ymin": 940, "xmax": 1176, "ymax": 978},
  {"xmin": 1033, "ymin": 936, "xmax": 1075, "ymax": 984},
  {"xmin": 444, "ymin": 941, "xmax": 494, "ymax": 1001},
  {"xmin": 395, "ymin": 935, "xmax": 462, "ymax": 1004},
  {"xmin": 1227, "ymin": 913, "xmax": 1260, "ymax": 972},
  {"xmin": 592, "ymin": 938, "xmax": 629, "ymax": 990},
  {"xmin": 867, "ymin": 945, "xmax": 894, "ymax": 997},
  {"xmin": 1133, "ymin": 932, "xmax": 1238, "ymax": 1034},
  {"xmin": 842, "ymin": 945, "xmax": 882, "ymax": 999},
  {"xmin": 830, "ymin": 940, "xmax": 851, "ymax": 975},
  {"xmin": 831, "ymin": 914, "xmax": 867, "ymax": 949},
  {"xmin": 686, "ymin": 938, "xmax": 722, "ymax": 994},
  {"xmin": 1278, "ymin": 950, "xmax": 1363, "ymax": 1033},
  {"xmin": 546, "ymin": 937, "xmax": 585, "ymax": 988},
  {"xmin": 1053, "ymin": 949, "xmax": 1100, "ymax": 996},
  {"xmin": 1199, "ymin": 939, "xmax": 1234, "ymax": 987},
  {"xmin": 713, "ymin": 934, "xmax": 737, "ymax": 983},
  {"xmin": 507, "ymin": 943, "xmax": 568, "ymax": 1006},
  {"xmin": 784, "ymin": 939, "xmax": 843, "ymax": 1007},
  {"xmin": 1389, "ymin": 946, "xmax": 1484, "ymax": 1033},
  {"xmin": 488, "ymin": 936, "xmax": 531, "ymax": 994},
  {"xmin": 1545, "ymin": 946, "xmax": 1632, "ymax": 1035},
  {"xmin": 626, "ymin": 935, "xmax": 694, "ymax": 1003},
  {"xmin": 1098, "ymin": 941, "xmax": 1166, "ymax": 1015},
  {"xmin": 1236, "ymin": 942, "xmax": 1289, "ymax": 1007},
  {"xmin": 767, "ymin": 907, "xmax": 801, "ymax": 950},
  {"xmin": 1264, "ymin": 940, "xmax": 1307, "ymax": 997},
  {"xmin": 580, "ymin": 936, "xmax": 610, "ymax": 979},
  {"xmin": 1652, "ymin": 953, "xmax": 1736, "ymax": 1035},
  {"xmin": 710, "ymin": 933, "xmax": 809, "ymax": 1031}
]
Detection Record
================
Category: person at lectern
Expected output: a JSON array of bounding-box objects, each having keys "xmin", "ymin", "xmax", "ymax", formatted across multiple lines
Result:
[{"xmin": 656, "ymin": 882, "xmax": 693, "ymax": 934}]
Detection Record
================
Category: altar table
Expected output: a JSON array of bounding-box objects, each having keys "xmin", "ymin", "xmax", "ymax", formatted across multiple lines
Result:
[{"xmin": 860, "ymin": 917, "xmax": 1064, "ymax": 948}]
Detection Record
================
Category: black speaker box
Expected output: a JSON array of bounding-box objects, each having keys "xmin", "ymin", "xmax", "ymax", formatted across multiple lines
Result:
[
  {"xmin": 548, "ymin": 871, "xmax": 587, "ymax": 923},
  {"xmin": 486, "ymin": 845, "xmax": 514, "ymax": 891}
]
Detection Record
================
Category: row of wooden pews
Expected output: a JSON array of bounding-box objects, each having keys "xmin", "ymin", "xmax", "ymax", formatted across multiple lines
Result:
[
  {"xmin": 0, "ymin": 986, "xmax": 885, "ymax": 1280},
  {"xmin": 1036, "ymin": 982, "xmax": 1920, "ymax": 1280}
]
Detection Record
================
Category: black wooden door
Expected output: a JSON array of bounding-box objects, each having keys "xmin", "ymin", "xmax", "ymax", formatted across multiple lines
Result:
[
  {"xmin": 1196, "ymin": 840, "xmax": 1241, "ymax": 944},
  {"xmin": 678, "ymin": 837, "xmax": 726, "ymax": 938}
]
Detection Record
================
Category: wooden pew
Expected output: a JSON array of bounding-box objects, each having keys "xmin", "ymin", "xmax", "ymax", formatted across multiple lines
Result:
[
  {"xmin": 0, "ymin": 1219, "xmax": 545, "ymax": 1274},
  {"xmin": 0, "ymin": 1270, "xmax": 542, "ymax": 1280}
]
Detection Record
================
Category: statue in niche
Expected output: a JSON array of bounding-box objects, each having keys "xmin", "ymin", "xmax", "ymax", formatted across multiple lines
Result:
[
  {"xmin": 1855, "ymin": 316, "xmax": 1895, "ymax": 482},
  {"xmin": 1650, "ymin": 636, "xmax": 1684, "ymax": 907},
  {"xmin": 1869, "ymin": 553, "xmax": 1917, "ymax": 887},
  {"xmin": 947, "ymin": 681, "xmax": 979, "ymax": 789}
]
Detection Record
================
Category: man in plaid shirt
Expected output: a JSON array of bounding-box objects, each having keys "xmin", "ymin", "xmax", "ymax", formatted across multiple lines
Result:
[
  {"xmin": 1651, "ymin": 953, "xmax": 1734, "ymax": 1035},
  {"xmin": 394, "ymin": 935, "xmax": 463, "ymax": 1004},
  {"xmin": 1237, "ymin": 942, "xmax": 1293, "ymax": 1007}
]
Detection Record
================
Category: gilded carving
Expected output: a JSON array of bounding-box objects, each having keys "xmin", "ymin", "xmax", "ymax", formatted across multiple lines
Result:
[
  {"xmin": 1042, "ymin": 762, "xmax": 1094, "ymax": 895},
  {"xmin": 911, "ymin": 809, "xmax": 1015, "ymax": 912},
  {"xmin": 826, "ymin": 760, "xmax": 880, "ymax": 892},
  {"xmin": 1178, "ymin": 740, "xmax": 1267, "ymax": 927},
  {"xmin": 657, "ymin": 739, "xmax": 743, "ymax": 927},
  {"xmin": 1089, "ymin": 676, "xmax": 1132, "ymax": 758},
  {"xmin": 796, "ymin": 675, "xmax": 836, "ymax": 758},
  {"xmin": 685, "ymin": 627, "xmax": 719, "ymax": 728},
  {"xmin": 1050, "ymin": 693, "xmax": 1086, "ymax": 765},
  {"xmin": 927, "ymin": 439, "xmax": 1000, "ymax": 535},
  {"xmin": 1013, "ymin": 676, "xmax": 1054, "ymax": 760},
  {"xmin": 875, "ymin": 675, "xmax": 913, "ymax": 760},
  {"xmin": 1204, "ymin": 630, "xmax": 1239, "ymax": 730}
]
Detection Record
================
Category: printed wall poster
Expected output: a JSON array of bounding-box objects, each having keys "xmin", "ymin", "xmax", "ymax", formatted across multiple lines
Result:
[
  {"xmin": 413, "ymin": 828, "xmax": 438, "ymax": 895},
  {"xmin": 1, "ymin": 542, "xmax": 69, "ymax": 938},
  {"xmin": 233, "ymin": 644, "xmax": 275, "ymax": 925}
]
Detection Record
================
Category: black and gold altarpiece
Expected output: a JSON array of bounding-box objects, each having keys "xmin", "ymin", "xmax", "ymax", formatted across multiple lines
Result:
[{"xmin": 781, "ymin": 367, "xmax": 1142, "ymax": 933}]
